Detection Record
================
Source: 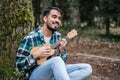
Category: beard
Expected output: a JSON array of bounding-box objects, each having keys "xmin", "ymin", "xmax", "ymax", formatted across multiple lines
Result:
[{"xmin": 47, "ymin": 25, "xmax": 57, "ymax": 32}]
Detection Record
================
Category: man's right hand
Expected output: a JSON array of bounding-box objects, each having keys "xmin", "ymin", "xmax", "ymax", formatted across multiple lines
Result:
[{"xmin": 31, "ymin": 46, "xmax": 53, "ymax": 59}]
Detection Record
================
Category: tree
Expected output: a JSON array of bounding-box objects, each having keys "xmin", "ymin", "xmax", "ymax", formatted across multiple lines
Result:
[
  {"xmin": 0, "ymin": 0, "xmax": 34, "ymax": 79},
  {"xmin": 99, "ymin": 0, "xmax": 120, "ymax": 35},
  {"xmin": 79, "ymin": 0, "xmax": 97, "ymax": 26},
  {"xmin": 32, "ymin": 0, "xmax": 41, "ymax": 27}
]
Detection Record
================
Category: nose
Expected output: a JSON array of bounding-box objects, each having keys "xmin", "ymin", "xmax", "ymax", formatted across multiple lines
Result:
[
  {"xmin": 55, "ymin": 18, "xmax": 59, "ymax": 22},
  {"xmin": 55, "ymin": 18, "xmax": 61, "ymax": 24}
]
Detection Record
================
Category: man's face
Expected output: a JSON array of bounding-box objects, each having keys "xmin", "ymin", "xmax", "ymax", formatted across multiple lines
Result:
[{"xmin": 44, "ymin": 9, "xmax": 62, "ymax": 32}]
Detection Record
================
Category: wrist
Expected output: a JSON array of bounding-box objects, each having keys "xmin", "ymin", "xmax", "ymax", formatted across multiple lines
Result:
[
  {"xmin": 32, "ymin": 50, "xmax": 40, "ymax": 59},
  {"xmin": 59, "ymin": 49, "xmax": 65, "ymax": 53}
]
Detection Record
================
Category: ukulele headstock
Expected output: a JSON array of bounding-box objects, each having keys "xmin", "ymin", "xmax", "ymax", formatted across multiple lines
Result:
[{"xmin": 67, "ymin": 29, "xmax": 77, "ymax": 39}]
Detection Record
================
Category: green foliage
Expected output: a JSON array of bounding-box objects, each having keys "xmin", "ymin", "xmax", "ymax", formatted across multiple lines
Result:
[
  {"xmin": 2, "ymin": 0, "xmax": 34, "ymax": 27},
  {"xmin": 0, "ymin": 65, "xmax": 15, "ymax": 79},
  {"xmin": 56, "ymin": 0, "xmax": 71, "ymax": 21},
  {"xmin": 79, "ymin": 0, "xmax": 97, "ymax": 25},
  {"xmin": 98, "ymin": 0, "xmax": 120, "ymax": 34},
  {"xmin": 14, "ymin": 71, "xmax": 25, "ymax": 78},
  {"xmin": 99, "ymin": 0, "xmax": 119, "ymax": 18}
]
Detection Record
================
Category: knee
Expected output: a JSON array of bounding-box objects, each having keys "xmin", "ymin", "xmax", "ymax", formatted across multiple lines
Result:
[
  {"xmin": 52, "ymin": 56, "xmax": 63, "ymax": 62},
  {"xmin": 85, "ymin": 64, "xmax": 92, "ymax": 75},
  {"xmin": 50, "ymin": 56, "xmax": 65, "ymax": 68}
]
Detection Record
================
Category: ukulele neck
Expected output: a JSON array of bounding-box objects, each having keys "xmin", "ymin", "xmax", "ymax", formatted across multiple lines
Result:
[
  {"xmin": 51, "ymin": 36, "xmax": 69, "ymax": 49},
  {"xmin": 51, "ymin": 29, "xmax": 77, "ymax": 49}
]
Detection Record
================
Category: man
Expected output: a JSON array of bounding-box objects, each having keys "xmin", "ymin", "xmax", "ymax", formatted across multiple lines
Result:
[{"xmin": 15, "ymin": 7, "xmax": 92, "ymax": 80}]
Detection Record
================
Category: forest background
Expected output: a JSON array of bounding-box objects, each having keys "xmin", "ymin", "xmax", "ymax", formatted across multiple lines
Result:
[{"xmin": 0, "ymin": 0, "xmax": 120, "ymax": 80}]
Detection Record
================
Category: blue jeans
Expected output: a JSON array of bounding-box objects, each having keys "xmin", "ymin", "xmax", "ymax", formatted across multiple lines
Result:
[{"xmin": 29, "ymin": 56, "xmax": 92, "ymax": 80}]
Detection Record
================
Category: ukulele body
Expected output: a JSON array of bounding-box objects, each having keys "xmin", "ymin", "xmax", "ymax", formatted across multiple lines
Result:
[{"xmin": 30, "ymin": 43, "xmax": 54, "ymax": 65}]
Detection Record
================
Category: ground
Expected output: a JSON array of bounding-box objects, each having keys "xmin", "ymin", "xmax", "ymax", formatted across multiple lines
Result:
[
  {"xmin": 66, "ymin": 40, "xmax": 120, "ymax": 59},
  {"xmin": 66, "ymin": 40, "xmax": 120, "ymax": 80}
]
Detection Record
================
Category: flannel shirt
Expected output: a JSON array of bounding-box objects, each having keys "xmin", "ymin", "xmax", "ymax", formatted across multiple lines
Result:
[{"xmin": 15, "ymin": 25, "xmax": 67, "ymax": 79}]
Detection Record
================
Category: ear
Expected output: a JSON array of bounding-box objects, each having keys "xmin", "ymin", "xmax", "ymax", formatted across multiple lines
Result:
[{"xmin": 43, "ymin": 16, "xmax": 47, "ymax": 22}]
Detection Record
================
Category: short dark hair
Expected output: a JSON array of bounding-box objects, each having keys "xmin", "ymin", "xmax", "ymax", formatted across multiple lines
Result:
[{"xmin": 43, "ymin": 7, "xmax": 63, "ymax": 17}]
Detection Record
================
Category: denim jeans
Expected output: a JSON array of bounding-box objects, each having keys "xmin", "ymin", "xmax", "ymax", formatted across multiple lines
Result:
[{"xmin": 29, "ymin": 56, "xmax": 92, "ymax": 80}]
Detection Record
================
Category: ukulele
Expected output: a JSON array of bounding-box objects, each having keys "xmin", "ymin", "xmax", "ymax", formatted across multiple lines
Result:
[{"xmin": 30, "ymin": 29, "xmax": 77, "ymax": 65}]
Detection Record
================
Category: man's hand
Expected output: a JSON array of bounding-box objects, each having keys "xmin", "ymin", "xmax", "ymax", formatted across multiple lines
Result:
[
  {"xmin": 59, "ymin": 38, "xmax": 67, "ymax": 53},
  {"xmin": 32, "ymin": 46, "xmax": 54, "ymax": 59}
]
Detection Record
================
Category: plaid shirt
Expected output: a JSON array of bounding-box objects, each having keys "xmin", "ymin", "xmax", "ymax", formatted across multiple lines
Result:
[{"xmin": 15, "ymin": 25, "xmax": 67, "ymax": 79}]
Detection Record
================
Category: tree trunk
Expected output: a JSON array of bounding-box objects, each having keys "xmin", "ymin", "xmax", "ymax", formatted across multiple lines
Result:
[
  {"xmin": 0, "ymin": 0, "xmax": 34, "ymax": 79},
  {"xmin": 51, "ymin": 0, "xmax": 56, "ymax": 7},
  {"xmin": 105, "ymin": 17, "xmax": 110, "ymax": 35},
  {"xmin": 32, "ymin": 0, "xmax": 41, "ymax": 27}
]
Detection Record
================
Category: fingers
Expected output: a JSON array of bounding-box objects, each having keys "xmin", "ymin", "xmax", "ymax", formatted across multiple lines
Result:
[
  {"xmin": 58, "ymin": 38, "xmax": 67, "ymax": 53},
  {"xmin": 41, "ymin": 46, "xmax": 53, "ymax": 56},
  {"xmin": 59, "ymin": 38, "xmax": 67, "ymax": 47}
]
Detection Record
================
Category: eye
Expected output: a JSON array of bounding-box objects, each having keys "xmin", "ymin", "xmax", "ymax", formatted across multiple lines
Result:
[
  {"xmin": 59, "ymin": 17, "xmax": 62, "ymax": 21},
  {"xmin": 51, "ymin": 15, "xmax": 62, "ymax": 21},
  {"xmin": 52, "ymin": 15, "xmax": 57, "ymax": 18}
]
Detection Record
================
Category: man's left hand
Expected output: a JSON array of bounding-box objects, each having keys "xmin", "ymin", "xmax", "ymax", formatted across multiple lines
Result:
[{"xmin": 59, "ymin": 38, "xmax": 67, "ymax": 53}]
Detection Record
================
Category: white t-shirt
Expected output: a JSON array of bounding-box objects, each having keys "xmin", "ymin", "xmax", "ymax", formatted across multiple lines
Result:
[{"xmin": 44, "ymin": 36, "xmax": 51, "ymax": 43}]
